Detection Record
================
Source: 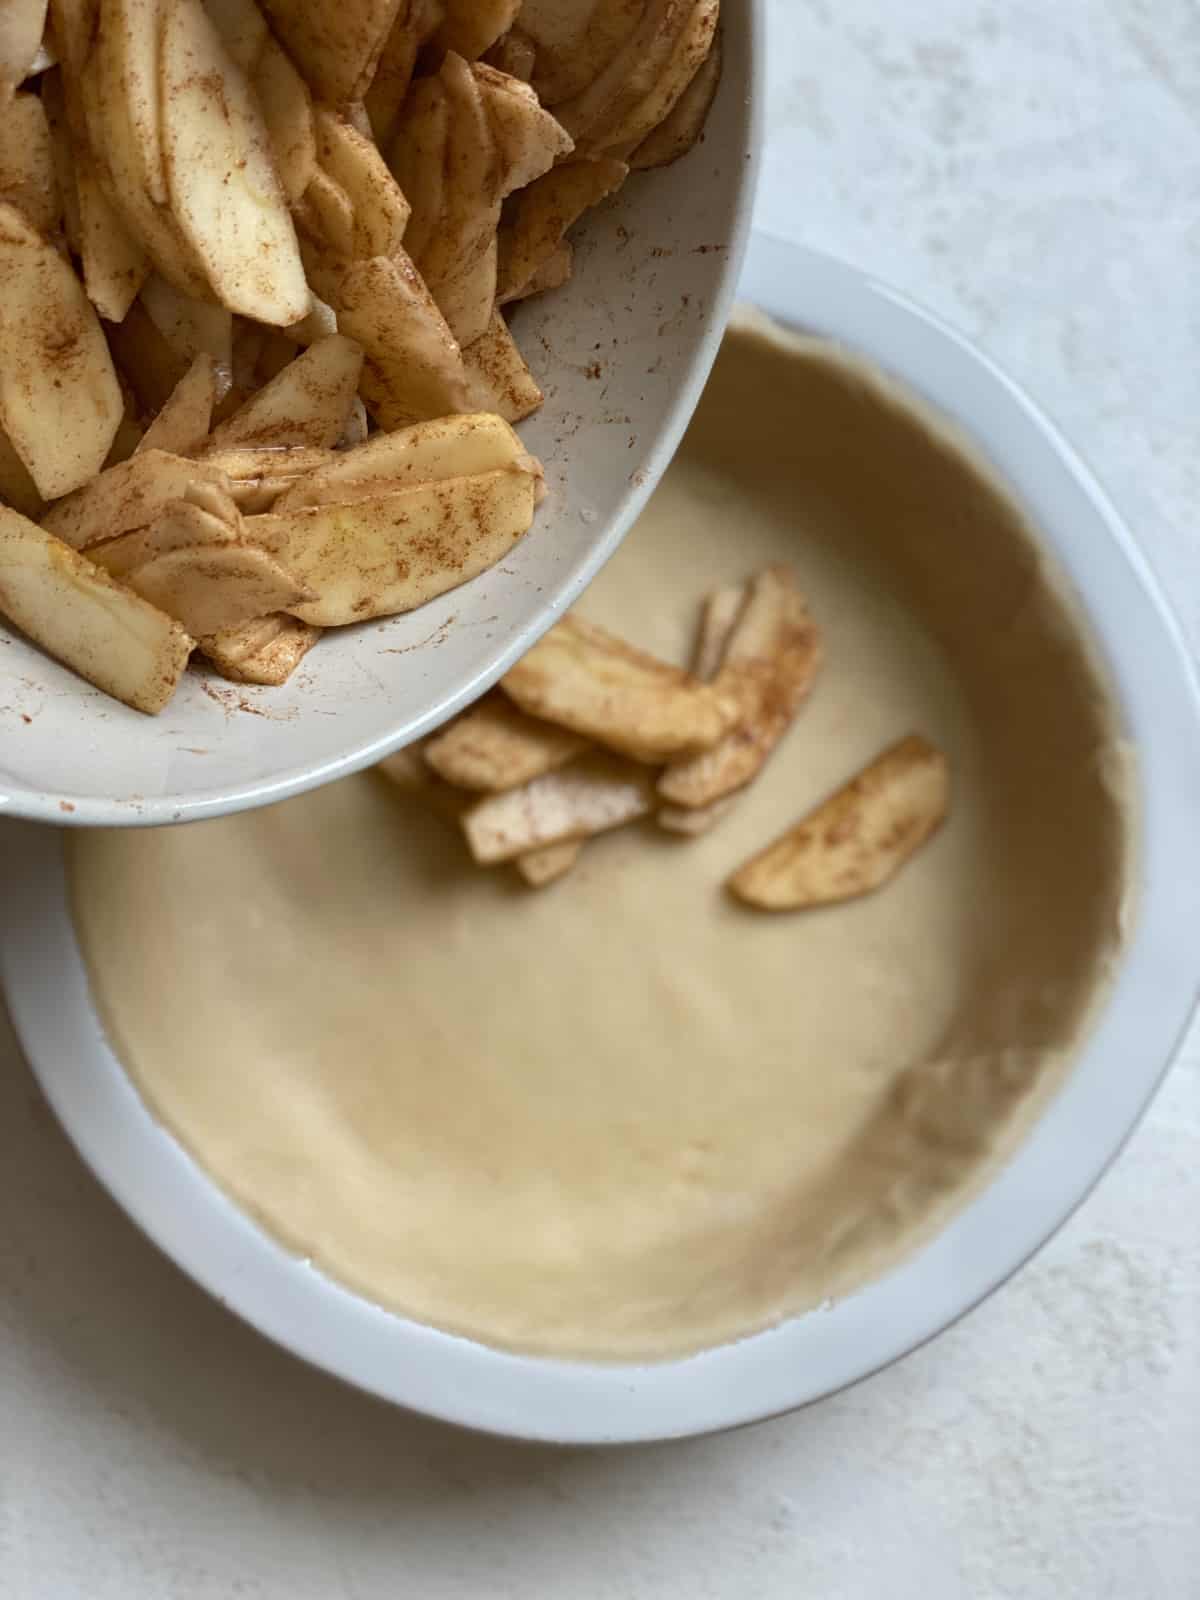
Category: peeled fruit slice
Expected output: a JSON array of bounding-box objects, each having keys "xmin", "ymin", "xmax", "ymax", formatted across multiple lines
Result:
[
  {"xmin": 251, "ymin": 35, "xmax": 316, "ymax": 206},
  {"xmin": 495, "ymin": 156, "xmax": 626, "ymax": 303},
  {"xmin": 521, "ymin": 0, "xmax": 642, "ymax": 109},
  {"xmin": 0, "ymin": 200, "xmax": 122, "ymax": 498},
  {"xmin": 0, "ymin": 0, "xmax": 50, "ymax": 93},
  {"xmin": 42, "ymin": 448, "xmax": 233, "ymax": 549},
  {"xmin": 501, "ymin": 615, "xmax": 739, "ymax": 763},
  {"xmin": 515, "ymin": 840, "xmax": 582, "ymax": 887},
  {"xmin": 473, "ymin": 62, "xmax": 573, "ymax": 193},
  {"xmin": 203, "ymin": 444, "xmax": 335, "ymax": 512},
  {"xmin": 313, "ymin": 108, "xmax": 410, "ymax": 259},
  {"xmin": 91, "ymin": 497, "xmax": 312, "ymax": 636},
  {"xmin": 140, "ymin": 274, "xmax": 234, "ymax": 377},
  {"xmin": 0, "ymin": 503, "xmax": 192, "ymax": 714},
  {"xmin": 271, "ymin": 412, "xmax": 529, "ymax": 512},
  {"xmin": 461, "ymin": 752, "xmax": 656, "ymax": 863},
  {"xmin": 728, "ymin": 736, "xmax": 951, "ymax": 911},
  {"xmin": 321, "ymin": 251, "xmax": 476, "ymax": 429},
  {"xmin": 159, "ymin": 0, "xmax": 308, "ymax": 325},
  {"xmin": 366, "ymin": 0, "xmax": 445, "ymax": 149},
  {"xmin": 0, "ymin": 423, "xmax": 45, "ymax": 520},
  {"xmin": 135, "ymin": 353, "xmax": 215, "ymax": 457},
  {"xmin": 0, "ymin": 91, "xmax": 60, "ymax": 237},
  {"xmin": 436, "ymin": 0, "xmax": 520, "ymax": 62},
  {"xmin": 204, "ymin": 335, "xmax": 364, "ymax": 453},
  {"xmin": 631, "ymin": 27, "xmax": 721, "ymax": 169},
  {"xmin": 462, "ymin": 311, "xmax": 543, "ymax": 424},
  {"xmin": 249, "ymin": 465, "xmax": 537, "ymax": 626},
  {"xmin": 553, "ymin": 0, "xmax": 695, "ymax": 152},
  {"xmin": 602, "ymin": 0, "xmax": 718, "ymax": 159},
  {"xmin": 423, "ymin": 692, "xmax": 587, "ymax": 790},
  {"xmin": 199, "ymin": 612, "xmax": 321, "ymax": 685},
  {"xmin": 659, "ymin": 565, "xmax": 822, "ymax": 809},
  {"xmin": 257, "ymin": 0, "xmax": 404, "ymax": 106}
]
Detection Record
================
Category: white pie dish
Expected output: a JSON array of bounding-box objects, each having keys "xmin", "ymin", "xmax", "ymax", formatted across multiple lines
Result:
[
  {"xmin": 0, "ymin": 2, "xmax": 761, "ymax": 829},
  {"xmin": 2, "ymin": 233, "xmax": 1198, "ymax": 1443}
]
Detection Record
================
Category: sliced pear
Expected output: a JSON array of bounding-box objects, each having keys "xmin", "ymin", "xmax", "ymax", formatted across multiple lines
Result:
[
  {"xmin": 322, "ymin": 250, "xmax": 477, "ymax": 429},
  {"xmin": 313, "ymin": 108, "xmax": 410, "ymax": 259},
  {"xmin": 249, "ymin": 464, "xmax": 536, "ymax": 626},
  {"xmin": 495, "ymin": 156, "xmax": 626, "ymax": 302},
  {"xmin": 474, "ymin": 62, "xmax": 574, "ymax": 193},
  {"xmin": 424, "ymin": 692, "xmax": 587, "ymax": 790},
  {"xmin": 461, "ymin": 752, "xmax": 655, "ymax": 863},
  {"xmin": 135, "ymin": 354, "xmax": 216, "ymax": 457},
  {"xmin": 501, "ymin": 615, "xmax": 739, "ymax": 763},
  {"xmin": 91, "ymin": 497, "xmax": 312, "ymax": 635},
  {"xmin": 204, "ymin": 335, "xmax": 364, "ymax": 453},
  {"xmin": 256, "ymin": 0, "xmax": 404, "ymax": 105},
  {"xmin": 0, "ymin": 423, "xmax": 44, "ymax": 519},
  {"xmin": 0, "ymin": 91, "xmax": 60, "ymax": 237},
  {"xmin": 0, "ymin": 201, "xmax": 122, "ymax": 498},
  {"xmin": 515, "ymin": 839, "xmax": 582, "ymax": 886},
  {"xmin": 271, "ymin": 411, "xmax": 527, "ymax": 512},
  {"xmin": 0, "ymin": 0, "xmax": 50, "ymax": 93},
  {"xmin": 159, "ymin": 0, "xmax": 308, "ymax": 325},
  {"xmin": 631, "ymin": 26, "xmax": 721, "ymax": 169},
  {"xmin": 199, "ymin": 612, "xmax": 321, "ymax": 685},
  {"xmin": 728, "ymin": 736, "xmax": 951, "ymax": 911},
  {"xmin": 42, "ymin": 448, "xmax": 233, "ymax": 549},
  {"xmin": 463, "ymin": 311, "xmax": 543, "ymax": 423},
  {"xmin": 0, "ymin": 503, "xmax": 192, "ymax": 713}
]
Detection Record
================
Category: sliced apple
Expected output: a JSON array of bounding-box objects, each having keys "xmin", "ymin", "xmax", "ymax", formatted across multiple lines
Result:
[
  {"xmin": 248, "ymin": 463, "xmax": 536, "ymax": 625},
  {"xmin": 631, "ymin": 26, "xmax": 721, "ymax": 169},
  {"xmin": 135, "ymin": 354, "xmax": 216, "ymax": 456},
  {"xmin": 299, "ymin": 167, "xmax": 357, "ymax": 258},
  {"xmin": 203, "ymin": 0, "xmax": 268, "ymax": 71},
  {"xmin": 322, "ymin": 250, "xmax": 477, "ymax": 429},
  {"xmin": 0, "ymin": 200, "xmax": 122, "ymax": 498},
  {"xmin": 42, "ymin": 447, "xmax": 233, "ymax": 549},
  {"xmin": 436, "ymin": 0, "xmax": 519, "ymax": 62},
  {"xmin": 508, "ymin": 239, "xmax": 572, "ymax": 302},
  {"xmin": 251, "ymin": 36, "xmax": 316, "ymax": 206},
  {"xmin": 423, "ymin": 692, "xmax": 587, "ymax": 790},
  {"xmin": 501, "ymin": 615, "xmax": 739, "ymax": 763},
  {"xmin": 199, "ymin": 612, "xmax": 321, "ymax": 685},
  {"xmin": 204, "ymin": 335, "xmax": 364, "ymax": 453},
  {"xmin": 659, "ymin": 566, "xmax": 822, "ymax": 809},
  {"xmin": 0, "ymin": 423, "xmax": 44, "ymax": 519},
  {"xmin": 463, "ymin": 311, "xmax": 543, "ymax": 423},
  {"xmin": 366, "ymin": 0, "xmax": 445, "ymax": 149},
  {"xmin": 473, "ymin": 62, "xmax": 574, "ymax": 193},
  {"xmin": 271, "ymin": 411, "xmax": 528, "ymax": 512},
  {"xmin": 385, "ymin": 73, "xmax": 448, "ymax": 266},
  {"xmin": 495, "ymin": 156, "xmax": 626, "ymax": 303},
  {"xmin": 0, "ymin": 91, "xmax": 60, "ymax": 237},
  {"xmin": 1, "ymin": 0, "xmax": 50, "ymax": 94},
  {"xmin": 486, "ymin": 28, "xmax": 535, "ymax": 84},
  {"xmin": 520, "ymin": 0, "xmax": 642, "ymax": 108},
  {"xmin": 0, "ymin": 502, "xmax": 192, "ymax": 713},
  {"xmin": 554, "ymin": 0, "xmax": 695, "ymax": 152},
  {"xmin": 91, "ymin": 497, "xmax": 312, "ymax": 635},
  {"xmin": 461, "ymin": 752, "xmax": 655, "ymax": 863},
  {"xmin": 159, "ymin": 0, "xmax": 308, "ymax": 325},
  {"xmin": 728, "ymin": 736, "xmax": 951, "ymax": 911},
  {"xmin": 202, "ymin": 443, "xmax": 334, "ymax": 511},
  {"xmin": 140, "ymin": 274, "xmax": 234, "ymax": 381},
  {"xmin": 313, "ymin": 107, "xmax": 410, "ymax": 259},
  {"xmin": 256, "ymin": 0, "xmax": 404, "ymax": 105},
  {"xmin": 39, "ymin": 68, "xmax": 82, "ymax": 251},
  {"xmin": 514, "ymin": 840, "xmax": 582, "ymax": 887},
  {"xmin": 602, "ymin": 0, "xmax": 718, "ymax": 160}
]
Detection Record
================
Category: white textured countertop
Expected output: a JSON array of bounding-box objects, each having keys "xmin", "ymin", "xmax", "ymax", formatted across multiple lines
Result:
[{"xmin": 2, "ymin": 4, "xmax": 1198, "ymax": 1594}]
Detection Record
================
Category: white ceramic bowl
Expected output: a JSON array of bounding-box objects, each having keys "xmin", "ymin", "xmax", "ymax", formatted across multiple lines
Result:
[
  {"xmin": 0, "ymin": 9, "xmax": 761, "ymax": 828},
  {"xmin": 3, "ymin": 234, "xmax": 1198, "ymax": 1444}
]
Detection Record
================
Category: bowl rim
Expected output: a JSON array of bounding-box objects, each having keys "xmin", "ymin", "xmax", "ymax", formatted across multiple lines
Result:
[
  {"xmin": 3, "ymin": 231, "xmax": 1199, "ymax": 1445},
  {"xmin": 0, "ymin": 0, "xmax": 764, "ymax": 831}
]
